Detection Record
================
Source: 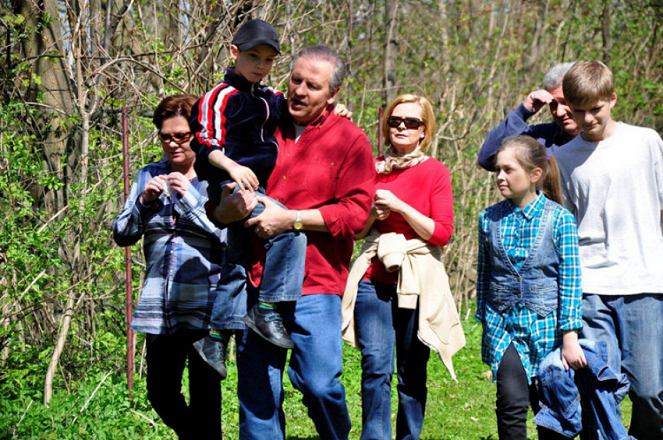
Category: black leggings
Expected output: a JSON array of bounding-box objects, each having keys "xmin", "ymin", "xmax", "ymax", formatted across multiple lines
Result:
[
  {"xmin": 146, "ymin": 330, "xmax": 222, "ymax": 440},
  {"xmin": 495, "ymin": 343, "xmax": 568, "ymax": 440}
]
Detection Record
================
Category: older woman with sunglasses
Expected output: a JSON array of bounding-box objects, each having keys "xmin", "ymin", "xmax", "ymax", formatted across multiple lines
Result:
[
  {"xmin": 113, "ymin": 95, "xmax": 227, "ymax": 439},
  {"xmin": 342, "ymin": 94, "xmax": 465, "ymax": 440}
]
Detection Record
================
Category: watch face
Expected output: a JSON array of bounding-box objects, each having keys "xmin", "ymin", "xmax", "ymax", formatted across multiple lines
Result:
[{"xmin": 294, "ymin": 221, "xmax": 303, "ymax": 230}]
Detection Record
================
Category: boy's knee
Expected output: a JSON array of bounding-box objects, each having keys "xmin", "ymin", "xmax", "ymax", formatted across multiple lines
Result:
[{"xmin": 305, "ymin": 379, "xmax": 338, "ymax": 403}]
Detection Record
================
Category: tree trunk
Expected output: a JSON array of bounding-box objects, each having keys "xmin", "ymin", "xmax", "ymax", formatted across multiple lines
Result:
[
  {"xmin": 601, "ymin": 0, "xmax": 611, "ymax": 64},
  {"xmin": 17, "ymin": 0, "xmax": 74, "ymax": 215},
  {"xmin": 383, "ymin": 0, "xmax": 398, "ymax": 105}
]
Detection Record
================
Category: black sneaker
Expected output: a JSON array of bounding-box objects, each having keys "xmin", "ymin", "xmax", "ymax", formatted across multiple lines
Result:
[
  {"xmin": 193, "ymin": 335, "xmax": 227, "ymax": 380},
  {"xmin": 243, "ymin": 305, "xmax": 294, "ymax": 349}
]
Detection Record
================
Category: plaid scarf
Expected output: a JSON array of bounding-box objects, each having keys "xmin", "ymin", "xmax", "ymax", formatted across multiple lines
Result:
[{"xmin": 375, "ymin": 146, "xmax": 429, "ymax": 174}]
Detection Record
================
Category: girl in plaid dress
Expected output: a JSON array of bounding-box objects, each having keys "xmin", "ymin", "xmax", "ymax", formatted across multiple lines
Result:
[{"xmin": 476, "ymin": 135, "xmax": 586, "ymax": 439}]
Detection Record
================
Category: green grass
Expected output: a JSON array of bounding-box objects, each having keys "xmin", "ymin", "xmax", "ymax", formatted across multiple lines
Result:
[
  {"xmin": 1, "ymin": 318, "xmax": 631, "ymax": 439},
  {"xmin": 274, "ymin": 319, "xmax": 505, "ymax": 439}
]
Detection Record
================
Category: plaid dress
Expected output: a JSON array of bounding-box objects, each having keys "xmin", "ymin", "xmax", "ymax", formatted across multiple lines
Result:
[
  {"xmin": 113, "ymin": 158, "xmax": 226, "ymax": 334},
  {"xmin": 476, "ymin": 193, "xmax": 582, "ymax": 381}
]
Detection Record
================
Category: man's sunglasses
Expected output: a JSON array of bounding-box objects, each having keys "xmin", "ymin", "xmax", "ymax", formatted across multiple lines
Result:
[
  {"xmin": 387, "ymin": 116, "xmax": 425, "ymax": 129},
  {"xmin": 158, "ymin": 131, "xmax": 192, "ymax": 145}
]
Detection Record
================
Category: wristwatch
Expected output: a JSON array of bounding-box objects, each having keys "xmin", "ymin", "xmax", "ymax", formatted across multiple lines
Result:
[{"xmin": 293, "ymin": 211, "xmax": 303, "ymax": 230}]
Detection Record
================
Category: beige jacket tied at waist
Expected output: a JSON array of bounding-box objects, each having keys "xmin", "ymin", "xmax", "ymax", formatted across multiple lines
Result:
[{"xmin": 342, "ymin": 231, "xmax": 466, "ymax": 380}]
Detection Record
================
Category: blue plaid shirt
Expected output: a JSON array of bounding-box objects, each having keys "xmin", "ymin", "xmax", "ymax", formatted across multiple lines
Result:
[
  {"xmin": 113, "ymin": 159, "xmax": 226, "ymax": 334},
  {"xmin": 476, "ymin": 193, "xmax": 582, "ymax": 381}
]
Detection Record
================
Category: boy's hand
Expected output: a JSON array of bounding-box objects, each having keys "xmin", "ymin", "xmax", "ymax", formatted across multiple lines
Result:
[
  {"xmin": 227, "ymin": 163, "xmax": 259, "ymax": 191},
  {"xmin": 561, "ymin": 330, "xmax": 587, "ymax": 371},
  {"xmin": 523, "ymin": 89, "xmax": 554, "ymax": 113},
  {"xmin": 334, "ymin": 103, "xmax": 353, "ymax": 119}
]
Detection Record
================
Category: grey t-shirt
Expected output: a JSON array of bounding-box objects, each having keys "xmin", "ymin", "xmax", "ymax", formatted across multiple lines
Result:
[{"xmin": 554, "ymin": 122, "xmax": 663, "ymax": 295}]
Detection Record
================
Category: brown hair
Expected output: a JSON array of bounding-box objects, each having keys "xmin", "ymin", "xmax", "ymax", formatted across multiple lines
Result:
[
  {"xmin": 562, "ymin": 61, "xmax": 614, "ymax": 107},
  {"xmin": 496, "ymin": 136, "xmax": 563, "ymax": 205},
  {"xmin": 152, "ymin": 94, "xmax": 198, "ymax": 129},
  {"xmin": 382, "ymin": 94, "xmax": 436, "ymax": 151}
]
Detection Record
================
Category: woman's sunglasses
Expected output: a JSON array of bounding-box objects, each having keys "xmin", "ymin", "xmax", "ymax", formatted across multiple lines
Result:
[
  {"xmin": 387, "ymin": 116, "xmax": 425, "ymax": 129},
  {"xmin": 158, "ymin": 131, "xmax": 192, "ymax": 145}
]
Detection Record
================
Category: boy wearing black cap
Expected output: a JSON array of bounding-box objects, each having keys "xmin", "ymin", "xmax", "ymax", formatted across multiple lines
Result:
[{"xmin": 191, "ymin": 20, "xmax": 303, "ymax": 364}]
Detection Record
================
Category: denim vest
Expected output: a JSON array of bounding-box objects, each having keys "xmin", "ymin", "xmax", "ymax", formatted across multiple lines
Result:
[{"xmin": 488, "ymin": 200, "xmax": 559, "ymax": 317}]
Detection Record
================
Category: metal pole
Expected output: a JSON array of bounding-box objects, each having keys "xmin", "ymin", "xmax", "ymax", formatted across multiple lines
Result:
[
  {"xmin": 378, "ymin": 107, "xmax": 384, "ymax": 157},
  {"xmin": 122, "ymin": 106, "xmax": 134, "ymax": 393},
  {"xmin": 347, "ymin": 0, "xmax": 353, "ymax": 76}
]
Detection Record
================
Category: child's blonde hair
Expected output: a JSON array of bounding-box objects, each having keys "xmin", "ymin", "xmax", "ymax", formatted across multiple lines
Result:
[
  {"xmin": 562, "ymin": 61, "xmax": 614, "ymax": 107},
  {"xmin": 496, "ymin": 136, "xmax": 563, "ymax": 205}
]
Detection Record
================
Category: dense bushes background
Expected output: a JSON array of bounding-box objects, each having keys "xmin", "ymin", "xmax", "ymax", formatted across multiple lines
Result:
[{"xmin": 1, "ymin": 0, "xmax": 660, "ymax": 436}]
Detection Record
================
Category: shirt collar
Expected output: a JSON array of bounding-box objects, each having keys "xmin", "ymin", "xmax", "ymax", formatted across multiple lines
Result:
[
  {"xmin": 280, "ymin": 104, "xmax": 336, "ymax": 138},
  {"xmin": 224, "ymin": 67, "xmax": 258, "ymax": 93},
  {"xmin": 507, "ymin": 191, "xmax": 546, "ymax": 221}
]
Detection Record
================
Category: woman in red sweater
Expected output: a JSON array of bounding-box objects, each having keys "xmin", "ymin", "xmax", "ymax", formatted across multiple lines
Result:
[{"xmin": 345, "ymin": 94, "xmax": 457, "ymax": 440}]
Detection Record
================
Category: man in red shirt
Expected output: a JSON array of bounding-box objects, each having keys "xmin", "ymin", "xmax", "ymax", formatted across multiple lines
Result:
[{"xmin": 214, "ymin": 45, "xmax": 374, "ymax": 440}]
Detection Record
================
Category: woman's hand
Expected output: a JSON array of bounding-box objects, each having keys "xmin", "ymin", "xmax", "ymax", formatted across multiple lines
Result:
[
  {"xmin": 140, "ymin": 175, "xmax": 167, "ymax": 205},
  {"xmin": 374, "ymin": 188, "xmax": 436, "ymax": 241},
  {"xmin": 374, "ymin": 189, "xmax": 406, "ymax": 213},
  {"xmin": 167, "ymin": 172, "xmax": 191, "ymax": 196},
  {"xmin": 561, "ymin": 330, "xmax": 587, "ymax": 371},
  {"xmin": 371, "ymin": 203, "xmax": 391, "ymax": 221}
]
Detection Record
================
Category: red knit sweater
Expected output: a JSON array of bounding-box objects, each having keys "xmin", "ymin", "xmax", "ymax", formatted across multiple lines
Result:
[{"xmin": 365, "ymin": 157, "xmax": 454, "ymax": 284}]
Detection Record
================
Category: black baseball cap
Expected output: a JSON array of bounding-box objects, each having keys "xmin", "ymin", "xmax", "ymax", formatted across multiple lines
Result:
[{"xmin": 232, "ymin": 19, "xmax": 280, "ymax": 54}]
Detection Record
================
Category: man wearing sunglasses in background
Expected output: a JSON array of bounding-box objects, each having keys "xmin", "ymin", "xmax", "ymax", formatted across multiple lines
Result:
[{"xmin": 478, "ymin": 62, "xmax": 580, "ymax": 171}]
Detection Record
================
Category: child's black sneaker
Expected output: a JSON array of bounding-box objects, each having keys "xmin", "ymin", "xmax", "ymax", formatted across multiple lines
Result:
[
  {"xmin": 243, "ymin": 305, "xmax": 294, "ymax": 349},
  {"xmin": 193, "ymin": 334, "xmax": 228, "ymax": 380}
]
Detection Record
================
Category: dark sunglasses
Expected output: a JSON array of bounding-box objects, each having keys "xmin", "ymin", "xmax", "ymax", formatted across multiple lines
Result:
[
  {"xmin": 158, "ymin": 131, "xmax": 192, "ymax": 145},
  {"xmin": 387, "ymin": 116, "xmax": 425, "ymax": 129}
]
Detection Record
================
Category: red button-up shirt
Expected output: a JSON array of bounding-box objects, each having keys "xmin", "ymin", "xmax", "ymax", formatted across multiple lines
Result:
[{"xmin": 249, "ymin": 106, "xmax": 375, "ymax": 296}]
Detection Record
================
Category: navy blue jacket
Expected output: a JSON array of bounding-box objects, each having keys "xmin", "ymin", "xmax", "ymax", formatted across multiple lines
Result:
[
  {"xmin": 191, "ymin": 68, "xmax": 286, "ymax": 188},
  {"xmin": 478, "ymin": 103, "xmax": 574, "ymax": 171}
]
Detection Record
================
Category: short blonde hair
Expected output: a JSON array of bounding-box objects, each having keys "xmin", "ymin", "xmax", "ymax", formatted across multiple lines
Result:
[
  {"xmin": 563, "ymin": 61, "xmax": 614, "ymax": 107},
  {"xmin": 382, "ymin": 94, "xmax": 436, "ymax": 151}
]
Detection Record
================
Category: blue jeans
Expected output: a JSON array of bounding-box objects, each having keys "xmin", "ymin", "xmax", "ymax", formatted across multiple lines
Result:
[
  {"xmin": 237, "ymin": 293, "xmax": 351, "ymax": 440},
  {"xmin": 581, "ymin": 293, "xmax": 663, "ymax": 440},
  {"xmin": 354, "ymin": 280, "xmax": 430, "ymax": 440},
  {"xmin": 211, "ymin": 186, "xmax": 306, "ymax": 330}
]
